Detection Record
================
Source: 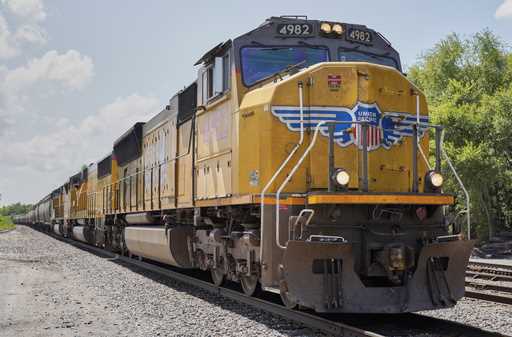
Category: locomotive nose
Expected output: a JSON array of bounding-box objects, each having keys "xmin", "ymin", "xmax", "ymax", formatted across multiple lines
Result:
[{"xmin": 281, "ymin": 237, "xmax": 474, "ymax": 313}]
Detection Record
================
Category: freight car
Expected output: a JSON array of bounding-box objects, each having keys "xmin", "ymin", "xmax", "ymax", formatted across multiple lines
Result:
[{"xmin": 17, "ymin": 16, "xmax": 474, "ymax": 313}]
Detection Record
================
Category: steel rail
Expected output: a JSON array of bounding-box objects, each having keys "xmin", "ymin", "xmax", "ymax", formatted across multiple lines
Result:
[
  {"xmin": 468, "ymin": 260, "xmax": 512, "ymax": 272},
  {"xmin": 465, "ymin": 261, "xmax": 512, "ymax": 305},
  {"xmin": 465, "ymin": 280, "xmax": 512, "ymax": 294},
  {"xmin": 466, "ymin": 270, "xmax": 512, "ymax": 282},
  {"xmin": 464, "ymin": 289, "xmax": 512, "ymax": 305}
]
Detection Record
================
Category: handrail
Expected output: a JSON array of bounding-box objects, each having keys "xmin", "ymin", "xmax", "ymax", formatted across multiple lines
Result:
[
  {"xmin": 440, "ymin": 132, "xmax": 471, "ymax": 239},
  {"xmin": 71, "ymin": 117, "xmax": 196, "ymax": 214},
  {"xmin": 260, "ymin": 81, "xmax": 305, "ymax": 260},
  {"xmin": 275, "ymin": 121, "xmax": 326, "ymax": 249},
  {"xmin": 274, "ymin": 120, "xmax": 380, "ymax": 249},
  {"xmin": 414, "ymin": 94, "xmax": 432, "ymax": 170},
  {"xmin": 76, "ymin": 121, "xmax": 444, "ymax": 204},
  {"xmin": 273, "ymin": 119, "xmax": 371, "ymax": 249},
  {"xmin": 273, "ymin": 120, "xmax": 454, "ymax": 249}
]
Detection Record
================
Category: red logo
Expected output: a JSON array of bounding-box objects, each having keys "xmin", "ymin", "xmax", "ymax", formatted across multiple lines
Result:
[{"xmin": 328, "ymin": 74, "xmax": 342, "ymax": 90}]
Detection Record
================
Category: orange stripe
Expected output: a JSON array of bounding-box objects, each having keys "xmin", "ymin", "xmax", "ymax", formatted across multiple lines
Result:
[
  {"xmin": 255, "ymin": 196, "xmax": 306, "ymax": 205},
  {"xmin": 308, "ymin": 194, "xmax": 455, "ymax": 205}
]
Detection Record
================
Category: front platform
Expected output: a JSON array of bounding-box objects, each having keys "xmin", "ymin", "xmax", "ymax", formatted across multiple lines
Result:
[{"xmin": 282, "ymin": 238, "xmax": 474, "ymax": 313}]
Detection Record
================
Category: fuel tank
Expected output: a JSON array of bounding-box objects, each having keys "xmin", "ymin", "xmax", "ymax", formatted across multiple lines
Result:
[
  {"xmin": 124, "ymin": 226, "xmax": 194, "ymax": 268},
  {"xmin": 72, "ymin": 226, "xmax": 87, "ymax": 243}
]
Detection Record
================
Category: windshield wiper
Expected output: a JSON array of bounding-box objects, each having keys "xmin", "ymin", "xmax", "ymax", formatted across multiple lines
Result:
[
  {"xmin": 298, "ymin": 41, "xmax": 327, "ymax": 50},
  {"xmin": 267, "ymin": 59, "xmax": 307, "ymax": 82}
]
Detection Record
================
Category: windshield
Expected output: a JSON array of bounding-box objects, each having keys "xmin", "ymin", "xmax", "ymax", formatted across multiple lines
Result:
[
  {"xmin": 241, "ymin": 46, "xmax": 329, "ymax": 86},
  {"xmin": 338, "ymin": 48, "xmax": 398, "ymax": 69}
]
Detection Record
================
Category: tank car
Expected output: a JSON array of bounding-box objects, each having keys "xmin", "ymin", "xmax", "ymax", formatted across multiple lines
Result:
[{"xmin": 21, "ymin": 16, "xmax": 474, "ymax": 313}]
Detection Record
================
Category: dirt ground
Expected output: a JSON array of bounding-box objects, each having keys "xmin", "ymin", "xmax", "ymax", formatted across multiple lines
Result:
[{"xmin": 0, "ymin": 237, "xmax": 125, "ymax": 337}]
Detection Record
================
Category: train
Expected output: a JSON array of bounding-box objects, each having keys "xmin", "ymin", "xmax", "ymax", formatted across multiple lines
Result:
[{"xmin": 14, "ymin": 16, "xmax": 474, "ymax": 313}]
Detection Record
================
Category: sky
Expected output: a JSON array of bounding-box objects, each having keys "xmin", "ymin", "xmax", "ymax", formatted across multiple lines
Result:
[{"xmin": 0, "ymin": 0, "xmax": 511, "ymax": 205}]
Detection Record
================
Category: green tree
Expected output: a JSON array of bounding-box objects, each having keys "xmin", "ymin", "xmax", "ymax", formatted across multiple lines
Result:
[
  {"xmin": 409, "ymin": 30, "xmax": 512, "ymax": 240},
  {"xmin": 0, "ymin": 203, "xmax": 33, "ymax": 216}
]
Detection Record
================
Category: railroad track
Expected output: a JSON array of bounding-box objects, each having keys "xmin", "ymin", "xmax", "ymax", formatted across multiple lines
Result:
[
  {"xmin": 465, "ymin": 261, "xmax": 512, "ymax": 305},
  {"xmin": 29, "ymin": 227, "xmax": 505, "ymax": 337}
]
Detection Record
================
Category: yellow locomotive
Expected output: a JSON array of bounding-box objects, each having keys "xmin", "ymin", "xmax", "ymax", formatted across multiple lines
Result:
[{"xmin": 20, "ymin": 16, "xmax": 473, "ymax": 313}]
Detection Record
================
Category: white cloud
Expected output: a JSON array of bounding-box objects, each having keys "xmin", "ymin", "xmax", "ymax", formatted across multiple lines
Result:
[
  {"xmin": 14, "ymin": 23, "xmax": 46, "ymax": 44},
  {"xmin": 0, "ymin": 14, "xmax": 18, "ymax": 58},
  {"xmin": 81, "ymin": 94, "xmax": 159, "ymax": 135},
  {"xmin": 0, "ymin": 49, "xmax": 94, "ymax": 138},
  {"xmin": 0, "ymin": 0, "xmax": 47, "ymax": 59},
  {"xmin": 0, "ymin": 0, "xmax": 108, "ymax": 205},
  {"xmin": 2, "ymin": 0, "xmax": 46, "ymax": 22},
  {"xmin": 496, "ymin": 0, "xmax": 512, "ymax": 18},
  {"xmin": 0, "ymin": 94, "xmax": 160, "ymax": 172},
  {"xmin": 4, "ymin": 49, "xmax": 94, "ymax": 91}
]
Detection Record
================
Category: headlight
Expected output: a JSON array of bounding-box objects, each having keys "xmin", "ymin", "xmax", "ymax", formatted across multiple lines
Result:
[
  {"xmin": 332, "ymin": 24, "xmax": 343, "ymax": 35},
  {"xmin": 333, "ymin": 168, "xmax": 350, "ymax": 187},
  {"xmin": 320, "ymin": 22, "xmax": 332, "ymax": 34},
  {"xmin": 425, "ymin": 171, "xmax": 443, "ymax": 190}
]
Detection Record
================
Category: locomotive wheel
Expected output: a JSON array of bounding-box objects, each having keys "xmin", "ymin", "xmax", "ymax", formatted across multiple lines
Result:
[
  {"xmin": 210, "ymin": 267, "xmax": 225, "ymax": 286},
  {"xmin": 240, "ymin": 275, "xmax": 260, "ymax": 296}
]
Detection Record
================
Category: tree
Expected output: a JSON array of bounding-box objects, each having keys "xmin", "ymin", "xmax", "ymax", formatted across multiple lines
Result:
[
  {"xmin": 0, "ymin": 203, "xmax": 33, "ymax": 216},
  {"xmin": 409, "ymin": 30, "xmax": 512, "ymax": 240}
]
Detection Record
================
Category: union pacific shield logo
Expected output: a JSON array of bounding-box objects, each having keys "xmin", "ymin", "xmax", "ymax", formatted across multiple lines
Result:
[{"xmin": 271, "ymin": 102, "xmax": 429, "ymax": 151}]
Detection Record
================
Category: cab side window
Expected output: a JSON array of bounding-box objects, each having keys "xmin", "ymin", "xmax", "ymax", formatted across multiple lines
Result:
[{"xmin": 200, "ymin": 52, "xmax": 230, "ymax": 105}]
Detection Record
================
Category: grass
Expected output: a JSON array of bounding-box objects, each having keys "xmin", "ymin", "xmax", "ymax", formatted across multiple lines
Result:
[{"xmin": 0, "ymin": 215, "xmax": 15, "ymax": 231}]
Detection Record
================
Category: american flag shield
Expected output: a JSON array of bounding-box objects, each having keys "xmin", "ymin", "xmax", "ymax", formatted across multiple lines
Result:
[
  {"xmin": 353, "ymin": 124, "xmax": 382, "ymax": 150},
  {"xmin": 353, "ymin": 104, "xmax": 382, "ymax": 150}
]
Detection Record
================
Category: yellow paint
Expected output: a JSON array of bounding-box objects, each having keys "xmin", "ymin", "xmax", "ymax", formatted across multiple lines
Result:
[
  {"xmin": 111, "ymin": 156, "xmax": 118, "ymax": 211},
  {"xmin": 195, "ymin": 194, "xmax": 305, "ymax": 207},
  {"xmin": 96, "ymin": 174, "xmax": 111, "ymax": 217},
  {"xmin": 236, "ymin": 62, "xmax": 430, "ymax": 196}
]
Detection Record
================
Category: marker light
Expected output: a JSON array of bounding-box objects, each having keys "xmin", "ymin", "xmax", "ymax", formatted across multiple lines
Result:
[
  {"xmin": 333, "ymin": 168, "xmax": 350, "ymax": 187},
  {"xmin": 430, "ymin": 172, "xmax": 443, "ymax": 187},
  {"xmin": 332, "ymin": 24, "xmax": 343, "ymax": 35},
  {"xmin": 425, "ymin": 171, "xmax": 444, "ymax": 191},
  {"xmin": 320, "ymin": 22, "xmax": 332, "ymax": 34}
]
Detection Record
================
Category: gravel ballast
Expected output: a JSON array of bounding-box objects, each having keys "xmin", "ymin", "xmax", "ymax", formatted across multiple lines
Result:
[
  {"xmin": 0, "ymin": 225, "xmax": 511, "ymax": 337},
  {"xmin": 0, "ymin": 226, "xmax": 320, "ymax": 337}
]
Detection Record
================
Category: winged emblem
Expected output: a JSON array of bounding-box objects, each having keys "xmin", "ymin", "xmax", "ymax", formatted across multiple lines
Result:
[{"xmin": 271, "ymin": 102, "xmax": 429, "ymax": 151}]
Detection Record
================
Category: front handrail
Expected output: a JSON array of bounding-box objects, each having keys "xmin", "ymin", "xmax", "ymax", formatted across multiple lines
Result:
[
  {"xmin": 273, "ymin": 120, "xmax": 463, "ymax": 249},
  {"xmin": 274, "ymin": 120, "xmax": 374, "ymax": 249},
  {"xmin": 259, "ymin": 82, "xmax": 306, "ymax": 260},
  {"xmin": 440, "ymin": 132, "xmax": 471, "ymax": 239},
  {"xmin": 275, "ymin": 121, "xmax": 327, "ymax": 249}
]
